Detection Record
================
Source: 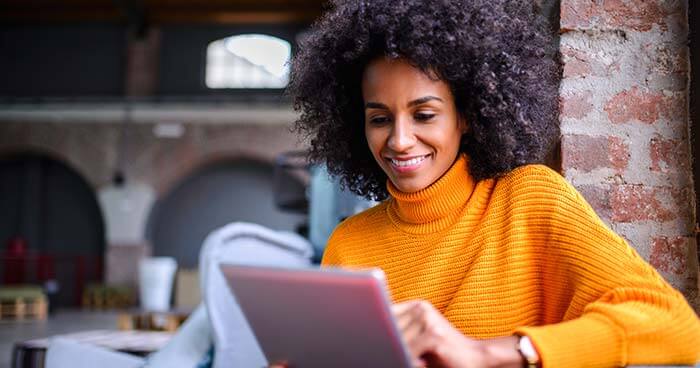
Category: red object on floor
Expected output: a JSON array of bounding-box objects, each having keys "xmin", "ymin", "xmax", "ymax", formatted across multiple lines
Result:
[
  {"xmin": 1, "ymin": 238, "xmax": 103, "ymax": 307},
  {"xmin": 3, "ymin": 236, "xmax": 28, "ymax": 284}
]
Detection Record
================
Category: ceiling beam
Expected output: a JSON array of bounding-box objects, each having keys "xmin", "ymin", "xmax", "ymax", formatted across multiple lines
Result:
[
  {"xmin": 0, "ymin": 9, "xmax": 320, "ymax": 25},
  {"xmin": 0, "ymin": 0, "xmax": 324, "ymax": 24},
  {"xmin": 150, "ymin": 10, "xmax": 319, "ymax": 24},
  {"xmin": 0, "ymin": 9, "xmax": 124, "ymax": 23}
]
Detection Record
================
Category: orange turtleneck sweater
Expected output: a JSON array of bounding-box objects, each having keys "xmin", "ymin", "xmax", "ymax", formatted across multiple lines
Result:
[{"xmin": 321, "ymin": 156, "xmax": 700, "ymax": 367}]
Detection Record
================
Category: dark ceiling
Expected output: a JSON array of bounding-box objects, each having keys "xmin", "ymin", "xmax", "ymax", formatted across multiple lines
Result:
[{"xmin": 0, "ymin": 0, "xmax": 328, "ymax": 25}]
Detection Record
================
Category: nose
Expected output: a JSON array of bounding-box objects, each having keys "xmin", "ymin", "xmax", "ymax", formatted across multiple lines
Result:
[{"xmin": 387, "ymin": 115, "xmax": 416, "ymax": 152}]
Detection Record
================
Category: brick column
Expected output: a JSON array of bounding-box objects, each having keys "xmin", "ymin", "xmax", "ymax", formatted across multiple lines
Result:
[
  {"xmin": 125, "ymin": 27, "xmax": 160, "ymax": 97},
  {"xmin": 559, "ymin": 1, "xmax": 697, "ymax": 306}
]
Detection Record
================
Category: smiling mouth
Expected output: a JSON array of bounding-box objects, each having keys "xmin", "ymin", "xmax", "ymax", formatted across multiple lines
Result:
[{"xmin": 388, "ymin": 154, "xmax": 430, "ymax": 167}]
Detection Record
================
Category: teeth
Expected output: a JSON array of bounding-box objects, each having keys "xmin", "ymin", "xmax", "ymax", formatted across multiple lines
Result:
[{"xmin": 391, "ymin": 156, "xmax": 426, "ymax": 167}]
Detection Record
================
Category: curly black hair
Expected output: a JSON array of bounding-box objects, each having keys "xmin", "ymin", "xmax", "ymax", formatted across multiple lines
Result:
[{"xmin": 289, "ymin": 0, "xmax": 561, "ymax": 201}]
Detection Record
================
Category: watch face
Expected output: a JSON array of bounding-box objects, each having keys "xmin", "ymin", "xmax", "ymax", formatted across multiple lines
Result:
[{"xmin": 519, "ymin": 336, "xmax": 539, "ymax": 363}]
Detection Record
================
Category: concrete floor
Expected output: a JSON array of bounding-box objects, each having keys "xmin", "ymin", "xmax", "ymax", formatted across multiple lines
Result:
[{"xmin": 0, "ymin": 309, "xmax": 118, "ymax": 368}]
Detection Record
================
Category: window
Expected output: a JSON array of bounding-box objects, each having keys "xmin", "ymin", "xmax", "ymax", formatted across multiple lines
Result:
[{"xmin": 205, "ymin": 34, "xmax": 291, "ymax": 89}]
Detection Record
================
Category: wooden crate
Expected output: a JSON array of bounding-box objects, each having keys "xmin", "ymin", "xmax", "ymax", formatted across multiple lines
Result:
[
  {"xmin": 0, "ymin": 287, "xmax": 48, "ymax": 321},
  {"xmin": 82, "ymin": 284, "xmax": 135, "ymax": 310},
  {"xmin": 117, "ymin": 310, "xmax": 190, "ymax": 332}
]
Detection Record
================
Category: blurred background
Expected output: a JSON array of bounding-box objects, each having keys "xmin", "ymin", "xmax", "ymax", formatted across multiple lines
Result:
[
  {"xmin": 0, "ymin": 0, "xmax": 328, "ymax": 310},
  {"xmin": 0, "ymin": 1, "xmax": 332, "ymax": 366},
  {"xmin": 0, "ymin": 0, "xmax": 698, "ymax": 367}
]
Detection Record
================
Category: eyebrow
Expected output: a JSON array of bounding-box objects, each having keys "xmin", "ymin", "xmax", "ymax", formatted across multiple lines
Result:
[{"xmin": 364, "ymin": 95, "xmax": 444, "ymax": 109}]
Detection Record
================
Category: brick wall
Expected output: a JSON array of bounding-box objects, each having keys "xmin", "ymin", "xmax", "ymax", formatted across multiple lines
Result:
[
  {"xmin": 0, "ymin": 121, "xmax": 305, "ymax": 286},
  {"xmin": 0, "ymin": 122, "xmax": 303, "ymax": 196},
  {"xmin": 559, "ymin": 0, "xmax": 697, "ymax": 306}
]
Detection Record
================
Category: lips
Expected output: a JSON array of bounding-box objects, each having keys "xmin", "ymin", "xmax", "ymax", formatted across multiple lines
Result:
[
  {"xmin": 386, "ymin": 154, "xmax": 431, "ymax": 173},
  {"xmin": 390, "ymin": 155, "xmax": 426, "ymax": 167}
]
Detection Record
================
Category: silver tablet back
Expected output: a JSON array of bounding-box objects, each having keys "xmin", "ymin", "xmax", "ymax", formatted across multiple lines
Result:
[{"xmin": 220, "ymin": 264, "xmax": 412, "ymax": 368}]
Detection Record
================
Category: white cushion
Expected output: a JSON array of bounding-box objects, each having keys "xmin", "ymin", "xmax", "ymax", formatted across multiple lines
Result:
[
  {"xmin": 199, "ymin": 222, "xmax": 313, "ymax": 368},
  {"xmin": 143, "ymin": 304, "xmax": 212, "ymax": 368},
  {"xmin": 45, "ymin": 338, "xmax": 145, "ymax": 368}
]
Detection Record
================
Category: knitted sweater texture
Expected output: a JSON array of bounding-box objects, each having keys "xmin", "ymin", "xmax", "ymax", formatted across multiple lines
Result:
[{"xmin": 321, "ymin": 156, "xmax": 700, "ymax": 367}]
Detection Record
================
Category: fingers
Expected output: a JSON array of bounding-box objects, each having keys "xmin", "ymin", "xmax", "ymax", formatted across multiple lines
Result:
[
  {"xmin": 393, "ymin": 300, "xmax": 439, "ymax": 365},
  {"xmin": 393, "ymin": 300, "xmax": 430, "ymax": 331},
  {"xmin": 392, "ymin": 300, "xmax": 420, "ymax": 316},
  {"xmin": 394, "ymin": 303, "xmax": 420, "ymax": 330},
  {"xmin": 392, "ymin": 300, "xmax": 424, "ymax": 335},
  {"xmin": 401, "ymin": 304, "xmax": 428, "ymax": 344}
]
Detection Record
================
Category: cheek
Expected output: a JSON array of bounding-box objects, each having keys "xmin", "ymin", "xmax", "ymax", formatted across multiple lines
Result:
[
  {"xmin": 441, "ymin": 123, "xmax": 464, "ymax": 151},
  {"xmin": 365, "ymin": 127, "xmax": 384, "ymax": 155},
  {"xmin": 450, "ymin": 131, "xmax": 463, "ymax": 150},
  {"xmin": 425, "ymin": 125, "xmax": 461, "ymax": 151}
]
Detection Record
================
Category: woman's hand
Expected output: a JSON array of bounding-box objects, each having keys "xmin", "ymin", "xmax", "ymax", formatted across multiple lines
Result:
[{"xmin": 391, "ymin": 300, "xmax": 524, "ymax": 368}]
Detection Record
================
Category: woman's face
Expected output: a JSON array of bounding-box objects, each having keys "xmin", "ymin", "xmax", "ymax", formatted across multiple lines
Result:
[{"xmin": 362, "ymin": 57, "xmax": 467, "ymax": 193}]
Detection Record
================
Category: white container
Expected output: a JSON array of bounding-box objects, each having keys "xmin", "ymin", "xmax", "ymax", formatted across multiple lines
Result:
[{"xmin": 138, "ymin": 257, "xmax": 177, "ymax": 311}]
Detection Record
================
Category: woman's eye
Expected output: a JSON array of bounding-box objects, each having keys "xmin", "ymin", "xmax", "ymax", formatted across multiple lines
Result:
[
  {"xmin": 369, "ymin": 116, "xmax": 389, "ymax": 125},
  {"xmin": 415, "ymin": 113, "xmax": 435, "ymax": 121}
]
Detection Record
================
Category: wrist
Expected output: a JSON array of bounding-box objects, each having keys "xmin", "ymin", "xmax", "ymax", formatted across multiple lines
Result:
[{"xmin": 478, "ymin": 336, "xmax": 525, "ymax": 368}]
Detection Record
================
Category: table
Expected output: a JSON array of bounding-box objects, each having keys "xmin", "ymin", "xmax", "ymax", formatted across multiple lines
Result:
[
  {"xmin": 11, "ymin": 329, "xmax": 173, "ymax": 368},
  {"xmin": 117, "ymin": 308, "xmax": 191, "ymax": 332},
  {"xmin": 11, "ymin": 329, "xmax": 697, "ymax": 368}
]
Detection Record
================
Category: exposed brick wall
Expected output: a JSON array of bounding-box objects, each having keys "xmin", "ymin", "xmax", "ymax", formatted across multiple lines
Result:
[
  {"xmin": 0, "ymin": 121, "xmax": 304, "ymax": 289},
  {"xmin": 0, "ymin": 122, "xmax": 304, "ymax": 196},
  {"xmin": 559, "ymin": 0, "xmax": 697, "ymax": 306},
  {"xmin": 125, "ymin": 28, "xmax": 160, "ymax": 96}
]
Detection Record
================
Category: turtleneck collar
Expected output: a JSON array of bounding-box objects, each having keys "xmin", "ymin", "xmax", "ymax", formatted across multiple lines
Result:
[{"xmin": 386, "ymin": 154, "xmax": 476, "ymax": 234}]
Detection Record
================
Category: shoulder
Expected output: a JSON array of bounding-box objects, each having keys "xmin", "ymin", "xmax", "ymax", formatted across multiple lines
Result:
[
  {"xmin": 329, "ymin": 201, "xmax": 389, "ymax": 240},
  {"xmin": 500, "ymin": 164, "xmax": 569, "ymax": 188},
  {"xmin": 321, "ymin": 201, "xmax": 389, "ymax": 266},
  {"xmin": 494, "ymin": 165, "xmax": 634, "ymax": 257},
  {"xmin": 490, "ymin": 164, "xmax": 605, "ymax": 228},
  {"xmin": 495, "ymin": 164, "xmax": 584, "ymax": 204}
]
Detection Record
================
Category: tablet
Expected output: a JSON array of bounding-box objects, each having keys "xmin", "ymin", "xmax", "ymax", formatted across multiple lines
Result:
[{"xmin": 220, "ymin": 264, "xmax": 413, "ymax": 368}]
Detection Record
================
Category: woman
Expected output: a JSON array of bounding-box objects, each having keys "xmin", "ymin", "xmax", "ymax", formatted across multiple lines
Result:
[{"xmin": 288, "ymin": 1, "xmax": 700, "ymax": 367}]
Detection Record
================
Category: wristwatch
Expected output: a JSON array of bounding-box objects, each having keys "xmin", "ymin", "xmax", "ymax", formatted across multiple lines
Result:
[{"xmin": 516, "ymin": 335, "xmax": 540, "ymax": 368}]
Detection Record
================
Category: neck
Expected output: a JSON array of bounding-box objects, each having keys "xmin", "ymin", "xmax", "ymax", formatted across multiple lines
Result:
[{"xmin": 386, "ymin": 155, "xmax": 476, "ymax": 234}]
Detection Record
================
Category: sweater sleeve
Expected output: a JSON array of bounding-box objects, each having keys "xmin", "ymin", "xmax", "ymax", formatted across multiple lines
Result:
[
  {"xmin": 320, "ymin": 236, "xmax": 341, "ymax": 266},
  {"xmin": 320, "ymin": 216, "xmax": 352, "ymax": 267},
  {"xmin": 511, "ymin": 166, "xmax": 700, "ymax": 368}
]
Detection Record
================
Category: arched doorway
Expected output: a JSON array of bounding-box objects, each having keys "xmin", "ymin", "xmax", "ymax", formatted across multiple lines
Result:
[
  {"xmin": 148, "ymin": 159, "xmax": 306, "ymax": 268},
  {"xmin": 0, "ymin": 152, "xmax": 105, "ymax": 307}
]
